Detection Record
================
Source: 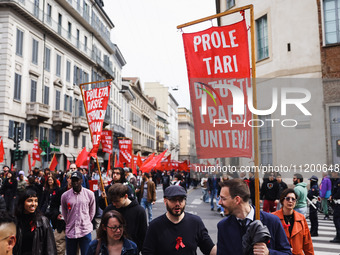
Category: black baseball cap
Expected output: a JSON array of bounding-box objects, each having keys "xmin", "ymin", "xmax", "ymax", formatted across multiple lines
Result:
[
  {"xmin": 164, "ymin": 185, "xmax": 187, "ymax": 198},
  {"xmin": 71, "ymin": 171, "xmax": 83, "ymax": 180}
]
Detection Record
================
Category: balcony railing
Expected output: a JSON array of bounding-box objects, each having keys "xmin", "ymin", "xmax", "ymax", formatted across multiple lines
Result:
[
  {"xmin": 26, "ymin": 102, "xmax": 50, "ymax": 123},
  {"xmin": 52, "ymin": 110, "xmax": 72, "ymax": 129}
]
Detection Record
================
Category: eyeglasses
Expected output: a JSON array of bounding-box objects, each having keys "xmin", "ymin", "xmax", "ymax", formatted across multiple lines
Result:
[
  {"xmin": 106, "ymin": 225, "xmax": 123, "ymax": 232},
  {"xmin": 284, "ymin": 197, "xmax": 296, "ymax": 202},
  {"xmin": 168, "ymin": 197, "xmax": 186, "ymax": 203}
]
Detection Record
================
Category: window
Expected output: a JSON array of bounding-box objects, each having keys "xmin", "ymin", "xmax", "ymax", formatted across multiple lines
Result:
[
  {"xmin": 76, "ymin": 29, "xmax": 80, "ymax": 48},
  {"xmin": 66, "ymin": 60, "xmax": 71, "ymax": 82},
  {"xmin": 43, "ymin": 86, "xmax": 49, "ymax": 105},
  {"xmin": 14, "ymin": 73, "xmax": 21, "ymax": 101},
  {"xmin": 30, "ymin": 80, "xmax": 37, "ymax": 102},
  {"xmin": 47, "ymin": 4, "xmax": 52, "ymax": 24},
  {"xmin": 58, "ymin": 13, "xmax": 62, "ymax": 35},
  {"xmin": 55, "ymin": 90, "xmax": 61, "ymax": 110},
  {"xmin": 330, "ymin": 106, "xmax": 340, "ymax": 164},
  {"xmin": 26, "ymin": 124, "xmax": 39, "ymax": 142},
  {"xmin": 83, "ymin": 1, "xmax": 89, "ymax": 21},
  {"xmin": 259, "ymin": 115, "xmax": 272, "ymax": 165},
  {"xmin": 56, "ymin": 54, "xmax": 61, "ymax": 77},
  {"xmin": 68, "ymin": 22, "xmax": 72, "ymax": 39},
  {"xmin": 74, "ymin": 134, "xmax": 79, "ymax": 148},
  {"xmin": 44, "ymin": 47, "xmax": 51, "ymax": 71},
  {"xmin": 226, "ymin": 0, "xmax": 235, "ymax": 10},
  {"xmin": 65, "ymin": 132, "xmax": 69, "ymax": 146},
  {"xmin": 51, "ymin": 130, "xmax": 62, "ymax": 146},
  {"xmin": 40, "ymin": 127, "xmax": 48, "ymax": 141},
  {"xmin": 34, "ymin": 0, "xmax": 39, "ymax": 18},
  {"xmin": 79, "ymin": 100, "xmax": 84, "ymax": 116},
  {"xmin": 8, "ymin": 120, "xmax": 14, "ymax": 139},
  {"xmin": 324, "ymin": 0, "xmax": 340, "ymax": 44},
  {"xmin": 256, "ymin": 15, "xmax": 269, "ymax": 61},
  {"xmin": 64, "ymin": 95, "xmax": 72, "ymax": 112},
  {"xmin": 16, "ymin": 29, "xmax": 23, "ymax": 57},
  {"xmin": 84, "ymin": 36, "xmax": 87, "ymax": 52},
  {"xmin": 82, "ymin": 135, "xmax": 86, "ymax": 148},
  {"xmin": 32, "ymin": 39, "xmax": 39, "ymax": 64}
]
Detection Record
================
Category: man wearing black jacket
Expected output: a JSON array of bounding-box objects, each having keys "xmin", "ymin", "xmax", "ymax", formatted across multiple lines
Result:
[
  {"xmin": 103, "ymin": 183, "xmax": 147, "ymax": 252},
  {"xmin": 260, "ymin": 173, "xmax": 280, "ymax": 212}
]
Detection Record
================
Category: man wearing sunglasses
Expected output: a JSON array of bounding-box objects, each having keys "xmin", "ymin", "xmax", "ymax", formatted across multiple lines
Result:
[{"xmin": 142, "ymin": 185, "xmax": 217, "ymax": 255}]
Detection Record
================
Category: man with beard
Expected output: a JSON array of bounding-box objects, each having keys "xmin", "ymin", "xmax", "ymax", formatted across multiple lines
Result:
[
  {"xmin": 293, "ymin": 174, "xmax": 308, "ymax": 217},
  {"xmin": 142, "ymin": 185, "xmax": 216, "ymax": 255},
  {"xmin": 61, "ymin": 171, "xmax": 95, "ymax": 255}
]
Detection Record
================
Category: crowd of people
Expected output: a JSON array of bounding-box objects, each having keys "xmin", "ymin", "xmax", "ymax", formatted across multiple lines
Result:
[{"xmin": 0, "ymin": 163, "xmax": 340, "ymax": 255}]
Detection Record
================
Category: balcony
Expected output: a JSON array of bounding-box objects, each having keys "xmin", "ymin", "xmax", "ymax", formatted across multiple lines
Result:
[
  {"xmin": 26, "ymin": 102, "xmax": 50, "ymax": 125},
  {"xmin": 52, "ymin": 110, "xmax": 72, "ymax": 129},
  {"xmin": 72, "ymin": 116, "xmax": 88, "ymax": 134},
  {"xmin": 142, "ymin": 146, "xmax": 153, "ymax": 154},
  {"xmin": 133, "ymin": 143, "xmax": 141, "ymax": 151}
]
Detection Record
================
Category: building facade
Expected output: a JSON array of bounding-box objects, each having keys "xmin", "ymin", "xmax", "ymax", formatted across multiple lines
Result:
[
  {"xmin": 1, "ymin": 0, "xmax": 125, "ymax": 171},
  {"xmin": 144, "ymin": 82, "xmax": 179, "ymax": 159},
  {"xmin": 125, "ymin": 77, "xmax": 157, "ymax": 156},
  {"xmin": 178, "ymin": 107, "xmax": 197, "ymax": 163}
]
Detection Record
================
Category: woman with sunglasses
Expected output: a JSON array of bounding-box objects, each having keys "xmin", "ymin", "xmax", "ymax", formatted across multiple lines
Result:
[
  {"xmin": 13, "ymin": 189, "xmax": 57, "ymax": 255},
  {"xmin": 86, "ymin": 210, "xmax": 138, "ymax": 255},
  {"xmin": 272, "ymin": 188, "xmax": 314, "ymax": 255}
]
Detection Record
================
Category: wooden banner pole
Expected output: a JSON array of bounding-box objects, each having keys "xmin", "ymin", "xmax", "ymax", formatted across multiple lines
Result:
[{"xmin": 80, "ymin": 79, "xmax": 112, "ymax": 207}]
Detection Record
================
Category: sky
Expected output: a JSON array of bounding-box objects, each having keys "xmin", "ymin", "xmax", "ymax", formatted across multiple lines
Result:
[{"xmin": 103, "ymin": 0, "xmax": 217, "ymax": 109}]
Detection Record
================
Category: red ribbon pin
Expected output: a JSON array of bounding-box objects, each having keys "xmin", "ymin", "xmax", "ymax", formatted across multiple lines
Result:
[
  {"xmin": 175, "ymin": 237, "xmax": 185, "ymax": 250},
  {"xmin": 67, "ymin": 203, "xmax": 71, "ymax": 210}
]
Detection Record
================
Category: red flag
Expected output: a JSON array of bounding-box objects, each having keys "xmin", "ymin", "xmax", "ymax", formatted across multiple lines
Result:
[
  {"xmin": 75, "ymin": 147, "xmax": 89, "ymax": 167},
  {"xmin": 164, "ymin": 154, "xmax": 171, "ymax": 171},
  {"xmin": 28, "ymin": 153, "xmax": 32, "ymax": 171},
  {"xmin": 141, "ymin": 153, "xmax": 155, "ymax": 167},
  {"xmin": 0, "ymin": 137, "xmax": 4, "ymax": 163},
  {"xmin": 49, "ymin": 154, "xmax": 58, "ymax": 171},
  {"xmin": 179, "ymin": 160, "xmax": 189, "ymax": 172},
  {"xmin": 32, "ymin": 138, "xmax": 42, "ymax": 161},
  {"xmin": 84, "ymin": 86, "xmax": 111, "ymax": 156},
  {"xmin": 101, "ymin": 130, "xmax": 112, "ymax": 153},
  {"xmin": 118, "ymin": 139, "xmax": 132, "ymax": 167},
  {"xmin": 114, "ymin": 153, "xmax": 119, "ymax": 168},
  {"xmin": 182, "ymin": 20, "xmax": 252, "ymax": 159},
  {"xmin": 140, "ymin": 150, "xmax": 167, "ymax": 173},
  {"xmin": 67, "ymin": 159, "xmax": 71, "ymax": 170},
  {"xmin": 32, "ymin": 160, "xmax": 36, "ymax": 167},
  {"xmin": 107, "ymin": 153, "xmax": 111, "ymax": 171},
  {"xmin": 137, "ymin": 153, "xmax": 143, "ymax": 168}
]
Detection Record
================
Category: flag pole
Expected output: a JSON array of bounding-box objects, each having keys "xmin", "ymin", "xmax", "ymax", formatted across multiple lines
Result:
[
  {"xmin": 80, "ymin": 79, "xmax": 112, "ymax": 207},
  {"xmin": 176, "ymin": 5, "xmax": 260, "ymax": 220}
]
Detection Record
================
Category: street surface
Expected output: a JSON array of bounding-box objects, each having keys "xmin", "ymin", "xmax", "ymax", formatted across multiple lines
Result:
[{"xmin": 152, "ymin": 185, "xmax": 340, "ymax": 255}]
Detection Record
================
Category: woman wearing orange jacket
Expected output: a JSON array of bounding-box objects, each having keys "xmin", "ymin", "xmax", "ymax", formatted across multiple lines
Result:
[{"xmin": 272, "ymin": 188, "xmax": 314, "ymax": 255}]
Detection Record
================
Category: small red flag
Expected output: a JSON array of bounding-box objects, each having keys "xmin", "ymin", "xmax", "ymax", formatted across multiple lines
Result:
[
  {"xmin": 67, "ymin": 159, "xmax": 71, "ymax": 170},
  {"xmin": 140, "ymin": 150, "xmax": 167, "ymax": 173},
  {"xmin": 32, "ymin": 139, "xmax": 42, "ymax": 161},
  {"xmin": 49, "ymin": 154, "xmax": 58, "ymax": 171},
  {"xmin": 137, "ymin": 153, "xmax": 142, "ymax": 168},
  {"xmin": 107, "ymin": 153, "xmax": 111, "ymax": 172},
  {"xmin": 0, "ymin": 137, "xmax": 4, "ymax": 163},
  {"xmin": 114, "ymin": 153, "xmax": 119, "ymax": 168},
  {"xmin": 75, "ymin": 147, "xmax": 88, "ymax": 167}
]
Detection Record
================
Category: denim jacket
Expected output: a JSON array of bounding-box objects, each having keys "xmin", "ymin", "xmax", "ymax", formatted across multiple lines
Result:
[{"xmin": 86, "ymin": 238, "xmax": 138, "ymax": 255}]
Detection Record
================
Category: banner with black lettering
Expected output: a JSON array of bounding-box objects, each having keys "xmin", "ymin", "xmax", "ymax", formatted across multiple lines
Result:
[
  {"xmin": 182, "ymin": 20, "xmax": 252, "ymax": 159},
  {"xmin": 84, "ymin": 86, "xmax": 111, "ymax": 156}
]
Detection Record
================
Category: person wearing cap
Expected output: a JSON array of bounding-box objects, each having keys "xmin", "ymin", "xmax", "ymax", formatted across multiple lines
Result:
[
  {"xmin": 307, "ymin": 175, "xmax": 319, "ymax": 236},
  {"xmin": 61, "ymin": 171, "xmax": 95, "ymax": 255},
  {"xmin": 142, "ymin": 185, "xmax": 216, "ymax": 255}
]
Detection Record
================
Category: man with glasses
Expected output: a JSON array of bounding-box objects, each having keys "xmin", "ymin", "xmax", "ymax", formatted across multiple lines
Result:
[
  {"xmin": 0, "ymin": 211, "xmax": 16, "ymax": 255},
  {"xmin": 102, "ymin": 183, "xmax": 147, "ymax": 252},
  {"xmin": 293, "ymin": 174, "xmax": 308, "ymax": 217},
  {"xmin": 142, "ymin": 185, "xmax": 216, "ymax": 255},
  {"xmin": 217, "ymin": 179, "xmax": 291, "ymax": 255}
]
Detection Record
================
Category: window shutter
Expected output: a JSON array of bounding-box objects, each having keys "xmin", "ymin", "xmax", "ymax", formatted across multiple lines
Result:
[
  {"xmin": 8, "ymin": 120, "xmax": 14, "ymax": 139},
  {"xmin": 20, "ymin": 123, "xmax": 25, "ymax": 140},
  {"xmin": 26, "ymin": 123, "xmax": 31, "ymax": 141},
  {"xmin": 70, "ymin": 96, "xmax": 73, "ymax": 113},
  {"xmin": 40, "ymin": 127, "xmax": 44, "ymax": 141}
]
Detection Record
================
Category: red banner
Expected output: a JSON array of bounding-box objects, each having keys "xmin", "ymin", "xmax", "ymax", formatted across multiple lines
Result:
[
  {"xmin": 119, "ymin": 139, "xmax": 132, "ymax": 167},
  {"xmin": 32, "ymin": 138, "xmax": 42, "ymax": 161},
  {"xmin": 84, "ymin": 86, "xmax": 111, "ymax": 156},
  {"xmin": 182, "ymin": 20, "xmax": 252, "ymax": 159},
  {"xmin": 101, "ymin": 130, "xmax": 112, "ymax": 154}
]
